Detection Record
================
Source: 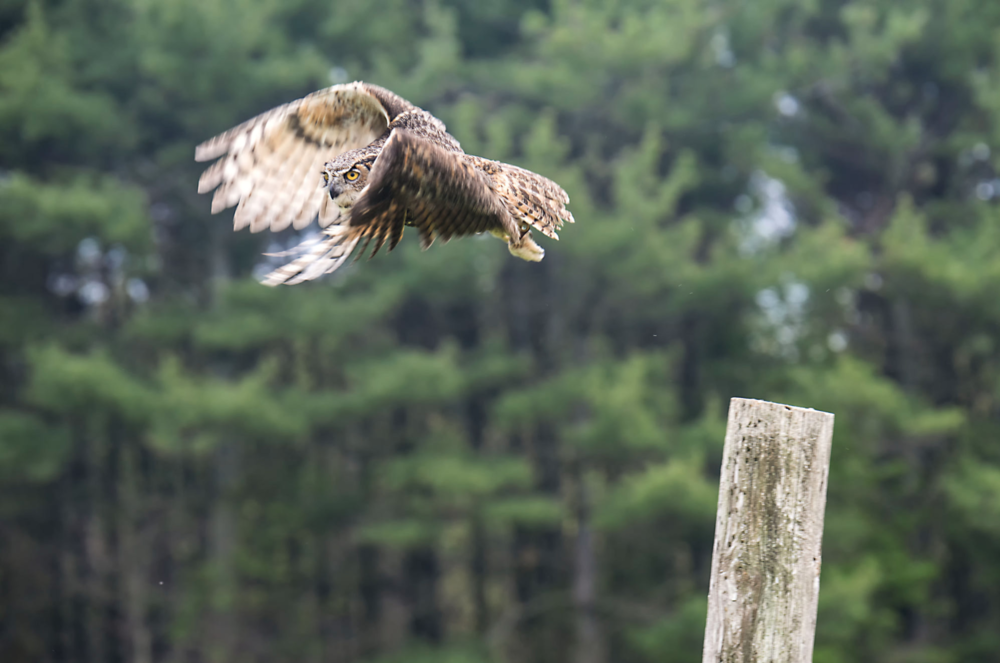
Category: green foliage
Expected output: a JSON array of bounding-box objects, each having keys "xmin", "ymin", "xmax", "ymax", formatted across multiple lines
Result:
[
  {"xmin": 25, "ymin": 344, "xmax": 154, "ymax": 424},
  {"xmin": 364, "ymin": 643, "xmax": 490, "ymax": 663},
  {"xmin": 357, "ymin": 519, "xmax": 438, "ymax": 550},
  {"xmin": 382, "ymin": 453, "xmax": 533, "ymax": 499},
  {"xmin": 483, "ymin": 495, "xmax": 564, "ymax": 528},
  {"xmin": 0, "ymin": 2, "xmax": 130, "ymax": 161},
  {"xmin": 594, "ymin": 457, "xmax": 717, "ymax": 532},
  {"xmin": 944, "ymin": 462, "xmax": 1000, "ymax": 538},
  {"xmin": 0, "ymin": 172, "xmax": 150, "ymax": 252},
  {"xmin": 625, "ymin": 596, "xmax": 708, "ymax": 663},
  {"xmin": 0, "ymin": 410, "xmax": 70, "ymax": 482}
]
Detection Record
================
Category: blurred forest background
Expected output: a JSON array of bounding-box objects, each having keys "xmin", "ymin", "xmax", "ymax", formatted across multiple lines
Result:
[{"xmin": 2, "ymin": 0, "xmax": 1000, "ymax": 661}]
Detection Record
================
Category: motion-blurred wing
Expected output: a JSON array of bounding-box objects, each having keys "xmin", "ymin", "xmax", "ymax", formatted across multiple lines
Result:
[{"xmin": 195, "ymin": 82, "xmax": 391, "ymax": 233}]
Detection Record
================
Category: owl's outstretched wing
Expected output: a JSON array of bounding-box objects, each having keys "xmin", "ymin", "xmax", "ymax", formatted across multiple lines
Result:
[
  {"xmin": 260, "ymin": 130, "xmax": 515, "ymax": 285},
  {"xmin": 195, "ymin": 82, "xmax": 399, "ymax": 234}
]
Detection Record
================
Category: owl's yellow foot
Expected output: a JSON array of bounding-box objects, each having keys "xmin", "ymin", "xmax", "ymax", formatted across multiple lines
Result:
[{"xmin": 508, "ymin": 233, "xmax": 544, "ymax": 262}]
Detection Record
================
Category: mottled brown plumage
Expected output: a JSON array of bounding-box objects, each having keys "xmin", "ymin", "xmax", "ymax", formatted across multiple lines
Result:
[{"xmin": 195, "ymin": 81, "xmax": 574, "ymax": 285}]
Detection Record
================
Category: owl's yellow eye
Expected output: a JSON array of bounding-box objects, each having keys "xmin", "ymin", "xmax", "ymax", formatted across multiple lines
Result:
[
  {"xmin": 322, "ymin": 171, "xmax": 329, "ymax": 184},
  {"xmin": 344, "ymin": 170, "xmax": 360, "ymax": 182}
]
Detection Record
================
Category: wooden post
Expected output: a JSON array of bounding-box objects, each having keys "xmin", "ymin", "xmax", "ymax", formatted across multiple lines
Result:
[{"xmin": 702, "ymin": 398, "xmax": 834, "ymax": 663}]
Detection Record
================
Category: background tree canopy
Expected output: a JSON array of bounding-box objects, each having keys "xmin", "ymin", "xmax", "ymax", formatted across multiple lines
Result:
[{"xmin": 2, "ymin": 0, "xmax": 1000, "ymax": 661}]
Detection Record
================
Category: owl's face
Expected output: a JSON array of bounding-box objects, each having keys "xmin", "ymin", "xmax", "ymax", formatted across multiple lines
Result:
[{"xmin": 322, "ymin": 155, "xmax": 373, "ymax": 208}]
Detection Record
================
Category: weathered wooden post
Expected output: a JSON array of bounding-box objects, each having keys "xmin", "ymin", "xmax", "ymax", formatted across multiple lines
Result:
[{"xmin": 702, "ymin": 398, "xmax": 834, "ymax": 663}]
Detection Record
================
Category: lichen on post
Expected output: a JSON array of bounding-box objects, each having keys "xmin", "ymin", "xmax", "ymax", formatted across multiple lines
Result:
[{"xmin": 702, "ymin": 398, "xmax": 835, "ymax": 663}]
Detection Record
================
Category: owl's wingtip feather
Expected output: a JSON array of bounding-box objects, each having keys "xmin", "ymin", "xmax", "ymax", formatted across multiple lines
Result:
[{"xmin": 195, "ymin": 140, "xmax": 226, "ymax": 163}]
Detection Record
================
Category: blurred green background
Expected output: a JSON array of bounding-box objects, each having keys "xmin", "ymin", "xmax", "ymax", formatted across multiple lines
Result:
[{"xmin": 2, "ymin": 0, "xmax": 1000, "ymax": 661}]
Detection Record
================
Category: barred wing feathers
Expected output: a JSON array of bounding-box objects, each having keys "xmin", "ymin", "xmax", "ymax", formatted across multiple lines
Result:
[
  {"xmin": 470, "ymin": 157, "xmax": 574, "ymax": 240},
  {"xmin": 195, "ymin": 82, "xmax": 392, "ymax": 234},
  {"xmin": 354, "ymin": 130, "xmax": 515, "ymax": 250}
]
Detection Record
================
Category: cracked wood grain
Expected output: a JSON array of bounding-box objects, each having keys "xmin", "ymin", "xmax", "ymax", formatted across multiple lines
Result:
[{"xmin": 702, "ymin": 398, "xmax": 834, "ymax": 663}]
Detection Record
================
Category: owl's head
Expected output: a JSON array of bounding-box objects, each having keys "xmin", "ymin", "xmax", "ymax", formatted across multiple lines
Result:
[{"xmin": 322, "ymin": 152, "xmax": 375, "ymax": 208}]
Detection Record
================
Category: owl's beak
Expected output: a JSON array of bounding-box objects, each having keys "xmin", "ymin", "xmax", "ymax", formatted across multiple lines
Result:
[{"xmin": 328, "ymin": 181, "xmax": 344, "ymax": 199}]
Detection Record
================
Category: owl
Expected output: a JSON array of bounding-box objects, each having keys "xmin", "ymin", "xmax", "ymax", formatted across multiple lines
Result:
[{"xmin": 195, "ymin": 82, "xmax": 574, "ymax": 285}]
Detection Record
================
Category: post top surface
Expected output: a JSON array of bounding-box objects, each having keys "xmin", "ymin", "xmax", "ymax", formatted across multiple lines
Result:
[{"xmin": 730, "ymin": 397, "xmax": 834, "ymax": 419}]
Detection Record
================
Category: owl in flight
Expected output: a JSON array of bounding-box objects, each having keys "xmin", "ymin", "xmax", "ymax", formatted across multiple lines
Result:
[{"xmin": 195, "ymin": 82, "xmax": 574, "ymax": 285}]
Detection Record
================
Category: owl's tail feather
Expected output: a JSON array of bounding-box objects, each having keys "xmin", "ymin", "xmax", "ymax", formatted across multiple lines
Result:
[{"xmin": 260, "ymin": 224, "xmax": 365, "ymax": 286}]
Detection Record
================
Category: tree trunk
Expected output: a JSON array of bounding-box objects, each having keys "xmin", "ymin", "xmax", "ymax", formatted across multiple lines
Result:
[
  {"xmin": 207, "ymin": 442, "xmax": 239, "ymax": 662},
  {"xmin": 404, "ymin": 547, "xmax": 443, "ymax": 643},
  {"xmin": 119, "ymin": 443, "xmax": 152, "ymax": 663},
  {"xmin": 572, "ymin": 475, "xmax": 604, "ymax": 663}
]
